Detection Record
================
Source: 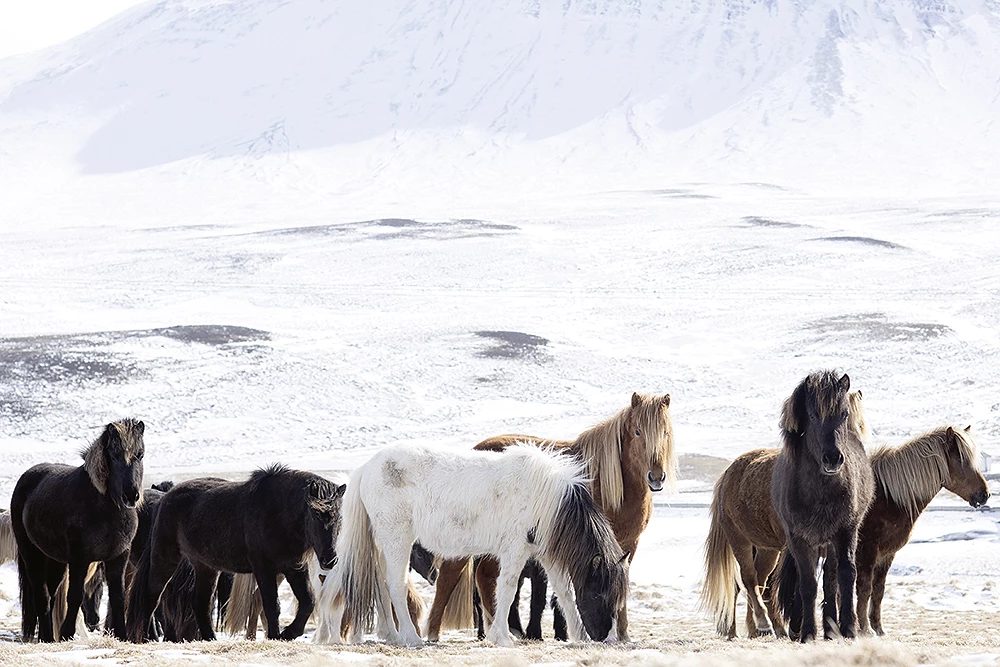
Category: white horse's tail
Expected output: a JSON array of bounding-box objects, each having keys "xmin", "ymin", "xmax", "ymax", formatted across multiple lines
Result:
[
  {"xmin": 440, "ymin": 558, "xmax": 475, "ymax": 630},
  {"xmin": 315, "ymin": 477, "xmax": 381, "ymax": 643},
  {"xmin": 0, "ymin": 511, "xmax": 17, "ymax": 564}
]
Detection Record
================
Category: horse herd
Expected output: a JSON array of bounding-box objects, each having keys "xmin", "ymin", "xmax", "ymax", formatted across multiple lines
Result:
[{"xmin": 0, "ymin": 370, "xmax": 990, "ymax": 648}]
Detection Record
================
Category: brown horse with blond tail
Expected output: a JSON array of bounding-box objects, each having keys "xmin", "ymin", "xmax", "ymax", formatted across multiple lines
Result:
[
  {"xmin": 426, "ymin": 391, "xmax": 675, "ymax": 642},
  {"xmin": 701, "ymin": 389, "xmax": 868, "ymax": 639},
  {"xmin": 777, "ymin": 423, "xmax": 990, "ymax": 638}
]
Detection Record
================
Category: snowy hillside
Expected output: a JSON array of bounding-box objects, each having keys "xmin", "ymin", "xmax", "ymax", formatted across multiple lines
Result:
[{"xmin": 2, "ymin": 0, "xmax": 1000, "ymax": 221}]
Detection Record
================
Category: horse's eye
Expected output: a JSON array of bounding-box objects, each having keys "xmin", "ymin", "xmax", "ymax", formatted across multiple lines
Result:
[{"xmin": 634, "ymin": 428, "xmax": 641, "ymax": 437}]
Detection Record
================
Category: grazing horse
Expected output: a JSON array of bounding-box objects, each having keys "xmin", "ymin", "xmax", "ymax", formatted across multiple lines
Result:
[
  {"xmin": 313, "ymin": 444, "xmax": 629, "ymax": 647},
  {"xmin": 701, "ymin": 390, "xmax": 868, "ymax": 639},
  {"xmin": 126, "ymin": 465, "xmax": 344, "ymax": 642},
  {"xmin": 771, "ymin": 371, "xmax": 874, "ymax": 641},
  {"xmin": 777, "ymin": 424, "xmax": 990, "ymax": 637},
  {"xmin": 427, "ymin": 391, "xmax": 674, "ymax": 642},
  {"xmin": 11, "ymin": 419, "xmax": 145, "ymax": 641}
]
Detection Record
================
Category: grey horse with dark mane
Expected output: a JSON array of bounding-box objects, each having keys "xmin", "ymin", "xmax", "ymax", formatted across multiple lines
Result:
[{"xmin": 771, "ymin": 371, "xmax": 874, "ymax": 641}]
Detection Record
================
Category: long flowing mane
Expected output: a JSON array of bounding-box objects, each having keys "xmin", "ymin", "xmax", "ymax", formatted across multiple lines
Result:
[
  {"xmin": 573, "ymin": 393, "xmax": 675, "ymax": 512},
  {"xmin": 870, "ymin": 426, "xmax": 979, "ymax": 519}
]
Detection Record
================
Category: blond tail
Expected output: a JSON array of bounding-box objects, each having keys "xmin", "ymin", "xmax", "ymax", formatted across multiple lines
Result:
[
  {"xmin": 315, "ymin": 475, "xmax": 380, "ymax": 643},
  {"xmin": 440, "ymin": 558, "xmax": 474, "ymax": 630},
  {"xmin": 222, "ymin": 573, "xmax": 261, "ymax": 638},
  {"xmin": 701, "ymin": 480, "xmax": 737, "ymax": 637},
  {"xmin": 51, "ymin": 562, "xmax": 99, "ymax": 639}
]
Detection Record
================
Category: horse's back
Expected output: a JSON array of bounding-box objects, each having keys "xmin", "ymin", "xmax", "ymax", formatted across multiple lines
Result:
[
  {"xmin": 474, "ymin": 434, "xmax": 571, "ymax": 453},
  {"xmin": 363, "ymin": 445, "xmax": 565, "ymax": 558},
  {"xmin": 716, "ymin": 448, "xmax": 785, "ymax": 549}
]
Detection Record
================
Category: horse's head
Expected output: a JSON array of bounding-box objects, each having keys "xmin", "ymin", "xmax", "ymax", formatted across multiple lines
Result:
[
  {"xmin": 305, "ymin": 478, "xmax": 346, "ymax": 570},
  {"xmin": 781, "ymin": 371, "xmax": 861, "ymax": 476},
  {"xmin": 409, "ymin": 542, "xmax": 438, "ymax": 585},
  {"xmin": 575, "ymin": 551, "xmax": 630, "ymax": 640},
  {"xmin": 627, "ymin": 392, "xmax": 675, "ymax": 492},
  {"xmin": 84, "ymin": 419, "xmax": 145, "ymax": 509},
  {"xmin": 942, "ymin": 425, "xmax": 990, "ymax": 508},
  {"xmin": 151, "ymin": 480, "xmax": 175, "ymax": 493}
]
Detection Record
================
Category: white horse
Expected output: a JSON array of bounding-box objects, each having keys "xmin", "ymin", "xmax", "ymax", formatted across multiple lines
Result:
[{"xmin": 313, "ymin": 444, "xmax": 629, "ymax": 647}]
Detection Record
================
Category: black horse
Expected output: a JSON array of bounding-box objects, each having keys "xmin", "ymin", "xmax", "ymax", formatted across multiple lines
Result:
[
  {"xmin": 771, "ymin": 372, "xmax": 874, "ymax": 641},
  {"xmin": 126, "ymin": 465, "xmax": 343, "ymax": 642},
  {"xmin": 127, "ymin": 483, "xmax": 234, "ymax": 642},
  {"xmin": 11, "ymin": 419, "xmax": 145, "ymax": 641}
]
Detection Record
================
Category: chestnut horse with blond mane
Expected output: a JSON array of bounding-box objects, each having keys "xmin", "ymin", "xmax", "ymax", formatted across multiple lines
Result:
[{"xmin": 426, "ymin": 391, "xmax": 675, "ymax": 642}]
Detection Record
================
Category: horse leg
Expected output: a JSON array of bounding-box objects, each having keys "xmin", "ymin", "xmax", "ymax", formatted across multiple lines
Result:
[
  {"xmin": 40, "ymin": 559, "xmax": 66, "ymax": 643},
  {"xmin": 525, "ymin": 562, "xmax": 547, "ymax": 640},
  {"xmin": 541, "ymin": 561, "xmax": 584, "ymax": 642},
  {"xmin": 82, "ymin": 566, "xmax": 104, "ymax": 632},
  {"xmin": 506, "ymin": 565, "xmax": 526, "ymax": 639},
  {"xmin": 821, "ymin": 547, "xmax": 839, "ymax": 640},
  {"xmin": 485, "ymin": 552, "xmax": 527, "ymax": 647},
  {"xmin": 855, "ymin": 560, "xmax": 874, "ymax": 637},
  {"xmin": 551, "ymin": 595, "xmax": 568, "ymax": 641},
  {"xmin": 475, "ymin": 557, "xmax": 500, "ymax": 633},
  {"xmin": 58, "ymin": 560, "xmax": 90, "ymax": 640},
  {"xmin": 834, "ymin": 528, "xmax": 860, "ymax": 639},
  {"xmin": 472, "ymin": 582, "xmax": 485, "ymax": 640},
  {"xmin": 104, "ymin": 552, "xmax": 129, "ymax": 641},
  {"xmin": 870, "ymin": 560, "xmax": 891, "ymax": 636},
  {"xmin": 753, "ymin": 547, "xmax": 788, "ymax": 639},
  {"xmin": 425, "ymin": 558, "xmax": 464, "ymax": 642},
  {"xmin": 754, "ymin": 548, "xmax": 785, "ymax": 639},
  {"xmin": 731, "ymin": 541, "xmax": 772, "ymax": 637},
  {"xmin": 252, "ymin": 567, "xmax": 282, "ymax": 641},
  {"xmin": 787, "ymin": 536, "xmax": 819, "ymax": 642},
  {"xmin": 279, "ymin": 567, "xmax": 314, "ymax": 640},
  {"xmin": 192, "ymin": 565, "xmax": 219, "ymax": 640},
  {"xmin": 380, "ymin": 541, "xmax": 423, "ymax": 647}
]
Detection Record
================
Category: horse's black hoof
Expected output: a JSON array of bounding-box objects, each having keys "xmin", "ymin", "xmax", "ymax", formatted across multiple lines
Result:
[{"xmin": 526, "ymin": 626, "xmax": 543, "ymax": 641}]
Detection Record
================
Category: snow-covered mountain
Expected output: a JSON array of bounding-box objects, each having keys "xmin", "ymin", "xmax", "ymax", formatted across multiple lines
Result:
[{"xmin": 1, "ymin": 0, "xmax": 999, "ymax": 217}]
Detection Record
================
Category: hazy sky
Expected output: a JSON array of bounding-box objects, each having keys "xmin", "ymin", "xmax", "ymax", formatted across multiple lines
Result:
[{"xmin": 0, "ymin": 0, "xmax": 145, "ymax": 60}]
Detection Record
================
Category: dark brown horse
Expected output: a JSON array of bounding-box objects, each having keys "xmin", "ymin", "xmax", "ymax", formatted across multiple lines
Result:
[
  {"xmin": 11, "ymin": 419, "xmax": 145, "ymax": 641},
  {"xmin": 771, "ymin": 371, "xmax": 874, "ymax": 642},
  {"xmin": 702, "ymin": 386, "xmax": 868, "ymax": 639},
  {"xmin": 426, "ymin": 392, "xmax": 675, "ymax": 642},
  {"xmin": 778, "ymin": 424, "xmax": 990, "ymax": 637}
]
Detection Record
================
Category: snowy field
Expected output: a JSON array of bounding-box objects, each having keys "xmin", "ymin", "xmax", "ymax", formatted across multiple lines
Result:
[{"xmin": 3, "ymin": 0, "xmax": 1000, "ymax": 664}]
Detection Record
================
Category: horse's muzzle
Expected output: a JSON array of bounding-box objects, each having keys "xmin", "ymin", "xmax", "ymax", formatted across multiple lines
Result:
[
  {"xmin": 970, "ymin": 490, "xmax": 990, "ymax": 508},
  {"xmin": 121, "ymin": 489, "xmax": 141, "ymax": 508},
  {"xmin": 646, "ymin": 471, "xmax": 666, "ymax": 492}
]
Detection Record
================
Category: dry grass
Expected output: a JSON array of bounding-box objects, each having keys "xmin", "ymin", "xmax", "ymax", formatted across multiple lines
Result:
[{"xmin": 2, "ymin": 580, "xmax": 997, "ymax": 666}]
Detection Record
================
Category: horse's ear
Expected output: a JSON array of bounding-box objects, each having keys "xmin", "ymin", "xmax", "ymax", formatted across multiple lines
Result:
[
  {"xmin": 856, "ymin": 389, "xmax": 863, "ymax": 399},
  {"xmin": 660, "ymin": 394, "xmax": 671, "ymax": 408},
  {"xmin": 334, "ymin": 483, "xmax": 347, "ymax": 499},
  {"xmin": 631, "ymin": 392, "xmax": 642, "ymax": 408},
  {"xmin": 104, "ymin": 423, "xmax": 119, "ymax": 446},
  {"xmin": 838, "ymin": 373, "xmax": 851, "ymax": 392},
  {"xmin": 618, "ymin": 551, "xmax": 630, "ymax": 565},
  {"xmin": 136, "ymin": 420, "xmax": 145, "ymax": 435},
  {"xmin": 965, "ymin": 424, "xmax": 973, "ymax": 432}
]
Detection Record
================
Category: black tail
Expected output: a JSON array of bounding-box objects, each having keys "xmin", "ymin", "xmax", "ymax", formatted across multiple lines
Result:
[
  {"xmin": 775, "ymin": 551, "xmax": 801, "ymax": 637},
  {"xmin": 17, "ymin": 555, "xmax": 36, "ymax": 641},
  {"xmin": 125, "ymin": 544, "xmax": 156, "ymax": 642}
]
